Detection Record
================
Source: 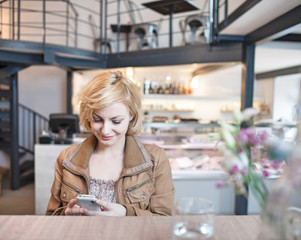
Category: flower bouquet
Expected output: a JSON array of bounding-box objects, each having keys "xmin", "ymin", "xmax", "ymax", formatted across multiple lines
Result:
[{"xmin": 217, "ymin": 108, "xmax": 284, "ymax": 209}]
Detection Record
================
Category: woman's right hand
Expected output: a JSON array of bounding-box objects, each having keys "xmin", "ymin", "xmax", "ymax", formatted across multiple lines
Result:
[{"xmin": 65, "ymin": 198, "xmax": 88, "ymax": 216}]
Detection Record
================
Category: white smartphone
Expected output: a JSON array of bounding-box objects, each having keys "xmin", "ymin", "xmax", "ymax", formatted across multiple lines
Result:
[{"xmin": 76, "ymin": 194, "xmax": 101, "ymax": 212}]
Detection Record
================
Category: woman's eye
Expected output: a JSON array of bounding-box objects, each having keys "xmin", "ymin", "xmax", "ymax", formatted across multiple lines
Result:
[
  {"xmin": 93, "ymin": 118, "xmax": 102, "ymax": 122},
  {"xmin": 113, "ymin": 121, "xmax": 121, "ymax": 124}
]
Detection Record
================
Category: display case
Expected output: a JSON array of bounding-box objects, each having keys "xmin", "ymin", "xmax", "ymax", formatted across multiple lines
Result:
[{"xmin": 137, "ymin": 122, "xmax": 238, "ymax": 214}]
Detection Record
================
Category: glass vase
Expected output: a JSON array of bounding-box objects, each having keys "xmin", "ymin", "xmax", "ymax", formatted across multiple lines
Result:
[{"xmin": 258, "ymin": 124, "xmax": 301, "ymax": 240}]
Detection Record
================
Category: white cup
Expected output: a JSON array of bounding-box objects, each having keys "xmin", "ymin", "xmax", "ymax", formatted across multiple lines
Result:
[{"xmin": 172, "ymin": 197, "xmax": 215, "ymax": 240}]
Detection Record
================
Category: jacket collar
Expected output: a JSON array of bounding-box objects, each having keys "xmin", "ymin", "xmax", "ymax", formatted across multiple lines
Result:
[
  {"xmin": 62, "ymin": 134, "xmax": 153, "ymax": 178},
  {"xmin": 122, "ymin": 135, "xmax": 153, "ymax": 176}
]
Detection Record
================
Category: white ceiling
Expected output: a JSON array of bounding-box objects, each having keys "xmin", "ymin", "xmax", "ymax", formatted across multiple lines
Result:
[
  {"xmin": 218, "ymin": 0, "xmax": 301, "ymax": 74},
  {"xmin": 132, "ymin": 1, "xmax": 301, "ymax": 75},
  {"xmin": 219, "ymin": 0, "xmax": 301, "ymax": 36},
  {"xmin": 207, "ymin": 0, "xmax": 301, "ymax": 74}
]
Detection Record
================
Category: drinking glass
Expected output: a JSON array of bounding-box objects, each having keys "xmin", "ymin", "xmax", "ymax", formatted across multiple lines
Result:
[{"xmin": 172, "ymin": 197, "xmax": 215, "ymax": 240}]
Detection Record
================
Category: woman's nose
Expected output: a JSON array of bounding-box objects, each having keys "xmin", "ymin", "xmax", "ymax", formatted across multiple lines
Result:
[{"xmin": 101, "ymin": 121, "xmax": 111, "ymax": 135}]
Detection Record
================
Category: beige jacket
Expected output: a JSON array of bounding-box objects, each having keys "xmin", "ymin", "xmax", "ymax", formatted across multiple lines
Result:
[{"xmin": 46, "ymin": 134, "xmax": 175, "ymax": 216}]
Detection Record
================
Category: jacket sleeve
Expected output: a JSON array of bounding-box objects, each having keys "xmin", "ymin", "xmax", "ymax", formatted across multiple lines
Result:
[
  {"xmin": 45, "ymin": 151, "xmax": 66, "ymax": 216},
  {"xmin": 124, "ymin": 147, "xmax": 175, "ymax": 216}
]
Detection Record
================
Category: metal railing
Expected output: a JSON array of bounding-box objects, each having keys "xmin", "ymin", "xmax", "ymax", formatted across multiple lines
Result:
[
  {"xmin": 0, "ymin": 0, "xmax": 102, "ymax": 51},
  {"xmin": 18, "ymin": 103, "xmax": 48, "ymax": 154},
  {"xmin": 0, "ymin": 0, "xmax": 243, "ymax": 54},
  {"xmin": 104, "ymin": 0, "xmax": 241, "ymax": 53}
]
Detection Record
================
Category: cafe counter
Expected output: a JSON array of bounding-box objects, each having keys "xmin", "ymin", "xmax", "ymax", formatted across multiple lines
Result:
[{"xmin": 35, "ymin": 144, "xmax": 275, "ymax": 215}]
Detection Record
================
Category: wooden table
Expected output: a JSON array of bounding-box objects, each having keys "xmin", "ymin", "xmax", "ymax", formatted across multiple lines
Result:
[{"xmin": 0, "ymin": 215, "xmax": 261, "ymax": 239}]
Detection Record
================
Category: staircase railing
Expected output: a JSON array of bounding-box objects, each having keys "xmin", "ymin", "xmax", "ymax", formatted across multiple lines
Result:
[
  {"xmin": 0, "ymin": 0, "xmax": 101, "ymax": 52},
  {"xmin": 18, "ymin": 103, "xmax": 48, "ymax": 154}
]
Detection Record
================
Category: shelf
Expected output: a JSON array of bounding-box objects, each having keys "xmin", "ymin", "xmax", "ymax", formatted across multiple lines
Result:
[
  {"xmin": 142, "ymin": 94, "xmax": 264, "ymax": 101},
  {"xmin": 142, "ymin": 122, "xmax": 219, "ymax": 128},
  {"xmin": 162, "ymin": 142, "xmax": 217, "ymax": 150},
  {"xmin": 143, "ymin": 109, "xmax": 193, "ymax": 112}
]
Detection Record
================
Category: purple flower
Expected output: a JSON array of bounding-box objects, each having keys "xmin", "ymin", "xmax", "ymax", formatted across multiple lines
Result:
[
  {"xmin": 230, "ymin": 165, "xmax": 239, "ymax": 174},
  {"xmin": 216, "ymin": 180, "xmax": 225, "ymax": 188},
  {"xmin": 241, "ymin": 168, "xmax": 248, "ymax": 176},
  {"xmin": 263, "ymin": 169, "xmax": 269, "ymax": 178},
  {"xmin": 270, "ymin": 160, "xmax": 283, "ymax": 169},
  {"xmin": 238, "ymin": 129, "xmax": 249, "ymax": 144},
  {"xmin": 259, "ymin": 130, "xmax": 268, "ymax": 141},
  {"xmin": 236, "ymin": 146, "xmax": 243, "ymax": 153},
  {"xmin": 249, "ymin": 134, "xmax": 259, "ymax": 146}
]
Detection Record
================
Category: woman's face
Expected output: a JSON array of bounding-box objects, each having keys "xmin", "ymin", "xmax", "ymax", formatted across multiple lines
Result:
[{"xmin": 90, "ymin": 102, "xmax": 132, "ymax": 147}]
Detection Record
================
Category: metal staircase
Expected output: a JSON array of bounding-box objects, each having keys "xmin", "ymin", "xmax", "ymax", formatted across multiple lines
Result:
[{"xmin": 0, "ymin": 73, "xmax": 49, "ymax": 189}]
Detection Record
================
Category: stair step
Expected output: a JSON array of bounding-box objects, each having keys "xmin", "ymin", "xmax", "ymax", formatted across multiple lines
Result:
[
  {"xmin": 0, "ymin": 89, "xmax": 10, "ymax": 99},
  {"xmin": 0, "ymin": 131, "xmax": 10, "ymax": 139},
  {"xmin": 0, "ymin": 78, "xmax": 10, "ymax": 86},
  {"xmin": 0, "ymin": 140, "xmax": 10, "ymax": 149},
  {"xmin": 0, "ymin": 110, "xmax": 9, "ymax": 119},
  {"xmin": 20, "ymin": 160, "xmax": 35, "ymax": 186},
  {"xmin": 0, "ymin": 84, "xmax": 10, "ymax": 90},
  {"xmin": 20, "ymin": 160, "xmax": 34, "ymax": 174},
  {"xmin": 0, "ymin": 121, "xmax": 10, "ymax": 128},
  {"xmin": 20, "ymin": 171, "xmax": 35, "ymax": 187}
]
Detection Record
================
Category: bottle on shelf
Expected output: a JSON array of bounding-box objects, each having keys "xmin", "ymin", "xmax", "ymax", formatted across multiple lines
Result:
[{"xmin": 143, "ymin": 79, "xmax": 150, "ymax": 94}]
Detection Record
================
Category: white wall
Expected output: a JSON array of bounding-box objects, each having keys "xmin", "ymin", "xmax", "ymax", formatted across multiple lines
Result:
[
  {"xmin": 273, "ymin": 74, "xmax": 301, "ymax": 122},
  {"xmin": 72, "ymin": 64, "xmax": 272, "ymax": 123},
  {"xmin": 18, "ymin": 66, "xmax": 67, "ymax": 118}
]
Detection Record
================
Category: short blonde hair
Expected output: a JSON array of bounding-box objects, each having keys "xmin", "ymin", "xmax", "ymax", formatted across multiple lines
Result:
[{"xmin": 77, "ymin": 71, "xmax": 142, "ymax": 135}]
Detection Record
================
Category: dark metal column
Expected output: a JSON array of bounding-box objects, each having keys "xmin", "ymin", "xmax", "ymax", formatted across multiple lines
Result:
[
  {"xmin": 17, "ymin": 0, "xmax": 21, "ymax": 40},
  {"xmin": 100, "ymin": 0, "xmax": 103, "ymax": 54},
  {"xmin": 169, "ymin": 4, "xmax": 173, "ymax": 47},
  {"xmin": 235, "ymin": 42, "xmax": 255, "ymax": 215},
  {"xmin": 66, "ymin": 70, "xmax": 73, "ymax": 114},
  {"xmin": 10, "ymin": 73, "xmax": 20, "ymax": 190},
  {"xmin": 241, "ymin": 43, "xmax": 255, "ymax": 110},
  {"xmin": 42, "ymin": 0, "xmax": 46, "ymax": 44}
]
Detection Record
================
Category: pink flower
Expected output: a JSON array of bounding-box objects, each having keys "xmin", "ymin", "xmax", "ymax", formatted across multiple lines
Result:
[
  {"xmin": 271, "ymin": 160, "xmax": 282, "ymax": 169},
  {"xmin": 230, "ymin": 165, "xmax": 239, "ymax": 174},
  {"xmin": 241, "ymin": 168, "xmax": 248, "ymax": 176},
  {"xmin": 259, "ymin": 130, "xmax": 268, "ymax": 141},
  {"xmin": 238, "ymin": 129, "xmax": 249, "ymax": 144},
  {"xmin": 263, "ymin": 169, "xmax": 269, "ymax": 178},
  {"xmin": 216, "ymin": 180, "xmax": 225, "ymax": 188}
]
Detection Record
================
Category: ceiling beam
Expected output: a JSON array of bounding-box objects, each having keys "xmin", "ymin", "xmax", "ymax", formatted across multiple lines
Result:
[
  {"xmin": 274, "ymin": 33, "xmax": 301, "ymax": 43},
  {"xmin": 256, "ymin": 65, "xmax": 301, "ymax": 80},
  {"xmin": 245, "ymin": 5, "xmax": 301, "ymax": 44},
  {"xmin": 0, "ymin": 49, "xmax": 44, "ymax": 65},
  {"xmin": 0, "ymin": 64, "xmax": 29, "ymax": 78},
  {"xmin": 106, "ymin": 43, "xmax": 242, "ymax": 68},
  {"xmin": 218, "ymin": 0, "xmax": 262, "ymax": 32}
]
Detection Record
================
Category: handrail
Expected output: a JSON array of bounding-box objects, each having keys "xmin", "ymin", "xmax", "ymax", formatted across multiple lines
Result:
[
  {"xmin": 18, "ymin": 103, "xmax": 49, "ymax": 154},
  {"xmin": 0, "ymin": 0, "xmax": 100, "ymax": 51},
  {"xmin": 0, "ymin": 0, "xmax": 230, "ymax": 54}
]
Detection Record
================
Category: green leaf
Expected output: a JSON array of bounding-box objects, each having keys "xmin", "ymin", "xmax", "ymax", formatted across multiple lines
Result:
[
  {"xmin": 221, "ymin": 127, "xmax": 236, "ymax": 151},
  {"xmin": 233, "ymin": 107, "xmax": 242, "ymax": 124}
]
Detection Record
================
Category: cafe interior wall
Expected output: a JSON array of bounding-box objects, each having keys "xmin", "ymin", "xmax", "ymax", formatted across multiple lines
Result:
[{"xmin": 71, "ymin": 63, "xmax": 268, "ymax": 123}]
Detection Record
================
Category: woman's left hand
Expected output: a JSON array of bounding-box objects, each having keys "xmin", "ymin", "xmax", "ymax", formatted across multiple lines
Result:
[{"xmin": 85, "ymin": 199, "xmax": 126, "ymax": 216}]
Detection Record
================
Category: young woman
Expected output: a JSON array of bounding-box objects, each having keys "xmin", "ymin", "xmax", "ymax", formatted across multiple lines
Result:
[{"xmin": 46, "ymin": 71, "xmax": 175, "ymax": 216}]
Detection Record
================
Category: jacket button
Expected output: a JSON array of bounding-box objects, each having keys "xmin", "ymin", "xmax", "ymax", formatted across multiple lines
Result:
[
  {"xmin": 142, "ymin": 194, "xmax": 146, "ymax": 199},
  {"xmin": 62, "ymin": 193, "xmax": 66, "ymax": 199}
]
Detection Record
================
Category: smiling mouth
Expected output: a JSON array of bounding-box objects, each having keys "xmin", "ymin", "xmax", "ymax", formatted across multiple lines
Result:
[{"xmin": 101, "ymin": 135, "xmax": 113, "ymax": 140}]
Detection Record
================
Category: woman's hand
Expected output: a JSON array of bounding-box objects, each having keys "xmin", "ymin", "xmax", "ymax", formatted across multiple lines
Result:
[
  {"xmin": 84, "ymin": 199, "xmax": 126, "ymax": 216},
  {"xmin": 65, "ymin": 198, "xmax": 88, "ymax": 216}
]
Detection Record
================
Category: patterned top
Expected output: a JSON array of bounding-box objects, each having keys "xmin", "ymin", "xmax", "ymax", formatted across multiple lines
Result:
[{"xmin": 88, "ymin": 176, "xmax": 117, "ymax": 203}]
